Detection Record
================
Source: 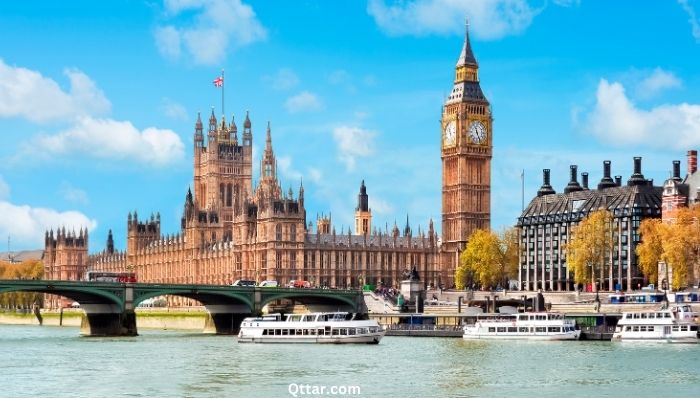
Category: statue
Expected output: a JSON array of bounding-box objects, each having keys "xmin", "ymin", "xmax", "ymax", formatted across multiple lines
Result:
[{"xmin": 409, "ymin": 266, "xmax": 420, "ymax": 281}]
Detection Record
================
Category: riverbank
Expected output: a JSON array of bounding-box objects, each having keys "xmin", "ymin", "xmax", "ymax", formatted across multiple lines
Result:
[{"xmin": 0, "ymin": 308, "xmax": 208, "ymax": 330}]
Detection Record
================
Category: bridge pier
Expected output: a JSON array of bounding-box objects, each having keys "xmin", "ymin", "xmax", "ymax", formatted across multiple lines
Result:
[
  {"xmin": 203, "ymin": 313, "xmax": 250, "ymax": 334},
  {"xmin": 80, "ymin": 309, "xmax": 137, "ymax": 337}
]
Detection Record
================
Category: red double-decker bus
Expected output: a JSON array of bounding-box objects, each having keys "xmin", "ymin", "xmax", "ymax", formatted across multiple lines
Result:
[{"xmin": 85, "ymin": 271, "xmax": 137, "ymax": 283}]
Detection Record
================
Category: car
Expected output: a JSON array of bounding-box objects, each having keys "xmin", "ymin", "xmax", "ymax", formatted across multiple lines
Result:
[
  {"xmin": 232, "ymin": 279, "xmax": 256, "ymax": 287},
  {"xmin": 259, "ymin": 280, "xmax": 278, "ymax": 287}
]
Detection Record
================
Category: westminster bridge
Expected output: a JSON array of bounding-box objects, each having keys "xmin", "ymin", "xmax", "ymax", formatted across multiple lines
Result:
[{"xmin": 0, "ymin": 280, "xmax": 367, "ymax": 336}]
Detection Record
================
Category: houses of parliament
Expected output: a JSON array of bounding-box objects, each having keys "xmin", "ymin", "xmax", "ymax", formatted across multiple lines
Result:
[{"xmin": 43, "ymin": 25, "xmax": 493, "ymax": 298}]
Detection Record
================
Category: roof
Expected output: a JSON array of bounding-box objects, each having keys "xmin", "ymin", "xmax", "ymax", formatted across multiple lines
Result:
[
  {"xmin": 518, "ymin": 184, "xmax": 662, "ymax": 226},
  {"xmin": 0, "ymin": 250, "xmax": 44, "ymax": 263},
  {"xmin": 445, "ymin": 81, "xmax": 488, "ymax": 104}
]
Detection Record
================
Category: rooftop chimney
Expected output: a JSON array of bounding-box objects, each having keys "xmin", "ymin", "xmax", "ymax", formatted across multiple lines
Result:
[
  {"xmin": 564, "ymin": 165, "xmax": 583, "ymax": 194},
  {"xmin": 598, "ymin": 160, "xmax": 617, "ymax": 190},
  {"xmin": 537, "ymin": 169, "xmax": 556, "ymax": 197},
  {"xmin": 672, "ymin": 160, "xmax": 682, "ymax": 182},
  {"xmin": 627, "ymin": 156, "xmax": 646, "ymax": 186},
  {"xmin": 615, "ymin": 175, "xmax": 622, "ymax": 186},
  {"xmin": 582, "ymin": 172, "xmax": 589, "ymax": 190},
  {"xmin": 688, "ymin": 150, "xmax": 697, "ymax": 175}
]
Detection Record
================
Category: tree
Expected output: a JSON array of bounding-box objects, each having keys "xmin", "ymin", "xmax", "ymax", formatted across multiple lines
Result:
[
  {"xmin": 636, "ymin": 218, "xmax": 664, "ymax": 285},
  {"xmin": 0, "ymin": 260, "xmax": 44, "ymax": 309},
  {"xmin": 455, "ymin": 228, "xmax": 519, "ymax": 289},
  {"xmin": 637, "ymin": 205, "xmax": 700, "ymax": 290},
  {"xmin": 566, "ymin": 209, "xmax": 615, "ymax": 291}
]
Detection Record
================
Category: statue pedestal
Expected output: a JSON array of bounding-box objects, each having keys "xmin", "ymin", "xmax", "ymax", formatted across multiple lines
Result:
[{"xmin": 401, "ymin": 279, "xmax": 423, "ymax": 304}]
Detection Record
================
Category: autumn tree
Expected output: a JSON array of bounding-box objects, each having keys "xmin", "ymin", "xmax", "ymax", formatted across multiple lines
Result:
[
  {"xmin": 566, "ymin": 209, "xmax": 615, "ymax": 291},
  {"xmin": 455, "ymin": 228, "xmax": 520, "ymax": 289},
  {"xmin": 0, "ymin": 260, "xmax": 44, "ymax": 309},
  {"xmin": 638, "ymin": 205, "xmax": 700, "ymax": 290},
  {"xmin": 636, "ymin": 218, "xmax": 664, "ymax": 285}
]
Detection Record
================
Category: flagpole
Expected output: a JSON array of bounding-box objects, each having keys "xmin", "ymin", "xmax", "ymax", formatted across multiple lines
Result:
[{"xmin": 221, "ymin": 69, "xmax": 225, "ymax": 116}]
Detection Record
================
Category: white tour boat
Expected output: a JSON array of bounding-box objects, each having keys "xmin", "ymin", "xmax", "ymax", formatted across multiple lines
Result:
[
  {"xmin": 463, "ymin": 312, "xmax": 581, "ymax": 340},
  {"xmin": 238, "ymin": 312, "xmax": 385, "ymax": 344},
  {"xmin": 612, "ymin": 304, "xmax": 699, "ymax": 343}
]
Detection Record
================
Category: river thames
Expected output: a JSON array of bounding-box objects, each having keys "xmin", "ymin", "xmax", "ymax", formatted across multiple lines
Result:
[{"xmin": 2, "ymin": 325, "xmax": 699, "ymax": 398}]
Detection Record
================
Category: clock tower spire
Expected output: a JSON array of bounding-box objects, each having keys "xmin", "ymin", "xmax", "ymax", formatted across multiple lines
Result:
[{"xmin": 440, "ymin": 20, "xmax": 493, "ymax": 287}]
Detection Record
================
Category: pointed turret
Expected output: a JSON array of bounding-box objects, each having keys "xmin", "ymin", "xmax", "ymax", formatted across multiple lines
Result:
[
  {"xmin": 107, "ymin": 229, "xmax": 114, "ymax": 254},
  {"xmin": 404, "ymin": 214, "xmax": 411, "ymax": 236},
  {"xmin": 230, "ymin": 114, "xmax": 238, "ymax": 144},
  {"xmin": 456, "ymin": 18, "xmax": 478, "ymax": 67},
  {"xmin": 194, "ymin": 112, "xmax": 204, "ymax": 148},
  {"xmin": 242, "ymin": 110, "xmax": 252, "ymax": 146}
]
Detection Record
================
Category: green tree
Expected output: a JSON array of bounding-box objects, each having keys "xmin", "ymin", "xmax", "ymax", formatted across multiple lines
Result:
[{"xmin": 566, "ymin": 209, "xmax": 615, "ymax": 290}]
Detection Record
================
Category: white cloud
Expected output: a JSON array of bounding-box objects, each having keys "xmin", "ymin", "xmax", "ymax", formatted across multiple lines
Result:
[
  {"xmin": 679, "ymin": 0, "xmax": 700, "ymax": 42},
  {"xmin": 285, "ymin": 91, "xmax": 324, "ymax": 113},
  {"xmin": 553, "ymin": 0, "xmax": 580, "ymax": 6},
  {"xmin": 263, "ymin": 68, "xmax": 299, "ymax": 90},
  {"xmin": 332, "ymin": 126, "xmax": 376, "ymax": 171},
  {"xmin": 0, "ymin": 59, "xmax": 110, "ymax": 123},
  {"xmin": 307, "ymin": 167, "xmax": 322, "ymax": 184},
  {"xmin": 635, "ymin": 68, "xmax": 682, "ymax": 99},
  {"xmin": 30, "ymin": 116, "xmax": 185, "ymax": 166},
  {"xmin": 584, "ymin": 79, "xmax": 700, "ymax": 150},
  {"xmin": 370, "ymin": 196, "xmax": 394, "ymax": 215},
  {"xmin": 160, "ymin": 97, "xmax": 189, "ymax": 120},
  {"xmin": 0, "ymin": 201, "xmax": 97, "ymax": 249},
  {"xmin": 59, "ymin": 182, "xmax": 89, "ymax": 205},
  {"xmin": 367, "ymin": 0, "xmax": 542, "ymax": 39},
  {"xmin": 155, "ymin": 0, "xmax": 267, "ymax": 65}
]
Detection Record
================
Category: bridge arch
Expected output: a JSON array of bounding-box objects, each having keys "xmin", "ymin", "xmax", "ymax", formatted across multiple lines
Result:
[
  {"xmin": 0, "ymin": 282, "xmax": 124, "ymax": 310},
  {"xmin": 132, "ymin": 287, "xmax": 254, "ymax": 312}
]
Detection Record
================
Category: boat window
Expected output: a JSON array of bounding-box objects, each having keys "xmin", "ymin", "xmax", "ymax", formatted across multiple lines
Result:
[
  {"xmin": 507, "ymin": 327, "xmax": 517, "ymax": 333},
  {"xmin": 625, "ymin": 326, "xmax": 631, "ymax": 331},
  {"xmin": 535, "ymin": 327, "xmax": 546, "ymax": 333},
  {"xmin": 296, "ymin": 329, "xmax": 302, "ymax": 335},
  {"xmin": 633, "ymin": 314, "xmax": 640, "ymax": 319},
  {"xmin": 349, "ymin": 328, "xmax": 356, "ymax": 335},
  {"xmin": 536, "ymin": 315, "xmax": 546, "ymax": 321},
  {"xmin": 691, "ymin": 326, "xmax": 698, "ymax": 331},
  {"xmin": 518, "ymin": 315, "xmax": 528, "ymax": 321},
  {"xmin": 288, "ymin": 315, "xmax": 302, "ymax": 322},
  {"xmin": 639, "ymin": 326, "xmax": 646, "ymax": 332},
  {"xmin": 632, "ymin": 326, "xmax": 639, "ymax": 332},
  {"xmin": 625, "ymin": 314, "xmax": 632, "ymax": 319},
  {"xmin": 664, "ymin": 313, "xmax": 671, "ymax": 318},
  {"xmin": 497, "ymin": 327, "xmax": 506, "ymax": 333},
  {"xmin": 680, "ymin": 326, "xmax": 688, "ymax": 331},
  {"xmin": 488, "ymin": 327, "xmax": 496, "ymax": 333},
  {"xmin": 548, "ymin": 327, "xmax": 560, "ymax": 333},
  {"xmin": 640, "ymin": 313, "xmax": 647, "ymax": 319},
  {"xmin": 518, "ymin": 327, "xmax": 528, "ymax": 333},
  {"xmin": 648, "ymin": 326, "xmax": 655, "ymax": 332},
  {"xmin": 340, "ymin": 328, "xmax": 348, "ymax": 335},
  {"xmin": 262, "ymin": 329, "xmax": 268, "ymax": 335},
  {"xmin": 672, "ymin": 326, "xmax": 679, "ymax": 331}
]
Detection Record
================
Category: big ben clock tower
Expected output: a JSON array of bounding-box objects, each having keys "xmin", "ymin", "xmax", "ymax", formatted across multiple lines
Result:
[{"xmin": 441, "ymin": 22, "xmax": 492, "ymax": 287}]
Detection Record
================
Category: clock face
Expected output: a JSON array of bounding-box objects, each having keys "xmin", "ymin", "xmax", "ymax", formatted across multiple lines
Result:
[
  {"xmin": 444, "ymin": 120, "xmax": 456, "ymax": 147},
  {"xmin": 469, "ymin": 121, "xmax": 486, "ymax": 144}
]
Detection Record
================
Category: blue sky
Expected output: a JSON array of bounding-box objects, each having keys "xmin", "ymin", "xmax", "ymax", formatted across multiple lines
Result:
[{"xmin": 1, "ymin": 0, "xmax": 700, "ymax": 251}]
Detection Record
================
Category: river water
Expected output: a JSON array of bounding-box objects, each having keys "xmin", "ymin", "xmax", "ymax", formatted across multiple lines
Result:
[{"xmin": 1, "ymin": 325, "xmax": 698, "ymax": 398}]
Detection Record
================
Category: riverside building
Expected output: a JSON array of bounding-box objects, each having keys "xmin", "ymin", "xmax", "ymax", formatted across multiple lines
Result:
[{"xmin": 517, "ymin": 158, "xmax": 665, "ymax": 292}]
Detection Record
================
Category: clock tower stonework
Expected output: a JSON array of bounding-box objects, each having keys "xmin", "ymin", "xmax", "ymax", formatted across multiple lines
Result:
[{"xmin": 441, "ymin": 24, "xmax": 492, "ymax": 287}]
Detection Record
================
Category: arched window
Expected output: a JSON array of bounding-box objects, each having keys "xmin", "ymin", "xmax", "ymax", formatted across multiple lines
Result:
[
  {"xmin": 226, "ymin": 184, "xmax": 232, "ymax": 207},
  {"xmin": 219, "ymin": 183, "xmax": 225, "ymax": 205},
  {"xmin": 276, "ymin": 224, "xmax": 282, "ymax": 240},
  {"xmin": 290, "ymin": 224, "xmax": 296, "ymax": 242}
]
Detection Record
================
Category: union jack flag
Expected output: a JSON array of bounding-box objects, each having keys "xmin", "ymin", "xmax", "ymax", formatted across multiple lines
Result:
[{"xmin": 213, "ymin": 76, "xmax": 224, "ymax": 87}]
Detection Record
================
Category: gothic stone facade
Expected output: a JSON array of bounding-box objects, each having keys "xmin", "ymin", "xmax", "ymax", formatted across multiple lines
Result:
[
  {"xmin": 42, "ymin": 27, "xmax": 491, "ymax": 297},
  {"xmin": 42, "ymin": 111, "xmax": 439, "ymax": 305}
]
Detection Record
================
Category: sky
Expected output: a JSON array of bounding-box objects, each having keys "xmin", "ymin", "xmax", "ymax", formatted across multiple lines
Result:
[{"xmin": 1, "ymin": 0, "xmax": 700, "ymax": 252}]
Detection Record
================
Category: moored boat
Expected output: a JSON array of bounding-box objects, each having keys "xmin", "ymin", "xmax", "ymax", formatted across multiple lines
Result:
[
  {"xmin": 463, "ymin": 312, "xmax": 580, "ymax": 340},
  {"xmin": 238, "ymin": 312, "xmax": 385, "ymax": 344},
  {"xmin": 612, "ymin": 304, "xmax": 699, "ymax": 343}
]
